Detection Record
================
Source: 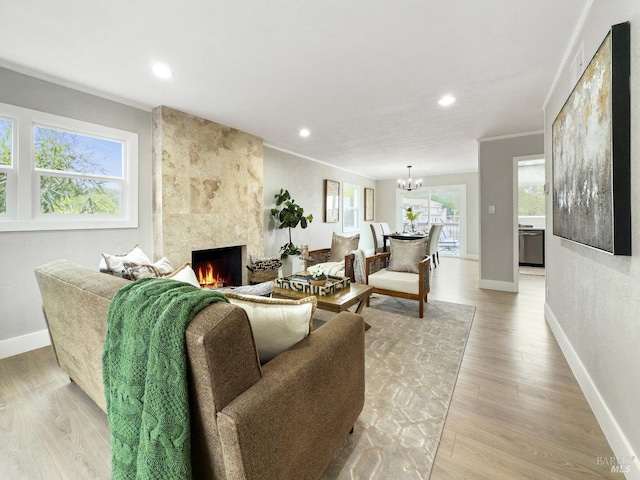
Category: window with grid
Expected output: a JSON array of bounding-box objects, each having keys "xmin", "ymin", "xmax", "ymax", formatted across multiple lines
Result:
[{"xmin": 0, "ymin": 102, "xmax": 138, "ymax": 231}]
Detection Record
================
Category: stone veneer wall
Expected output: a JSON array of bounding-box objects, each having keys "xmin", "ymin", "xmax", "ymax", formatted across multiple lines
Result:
[{"xmin": 152, "ymin": 106, "xmax": 264, "ymax": 281}]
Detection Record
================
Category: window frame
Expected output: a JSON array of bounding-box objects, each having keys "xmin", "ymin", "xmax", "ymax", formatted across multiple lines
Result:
[
  {"xmin": 0, "ymin": 102, "xmax": 138, "ymax": 231},
  {"xmin": 342, "ymin": 182, "xmax": 360, "ymax": 233},
  {"xmin": 0, "ymin": 114, "xmax": 17, "ymax": 218}
]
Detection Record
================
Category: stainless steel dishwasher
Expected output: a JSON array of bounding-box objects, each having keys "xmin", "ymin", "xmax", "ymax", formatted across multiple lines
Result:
[{"xmin": 519, "ymin": 228, "xmax": 545, "ymax": 267}]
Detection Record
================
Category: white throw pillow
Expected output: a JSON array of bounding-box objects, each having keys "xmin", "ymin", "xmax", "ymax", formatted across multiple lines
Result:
[
  {"xmin": 225, "ymin": 292, "xmax": 317, "ymax": 363},
  {"xmin": 101, "ymin": 245, "xmax": 152, "ymax": 277},
  {"xmin": 164, "ymin": 263, "xmax": 202, "ymax": 288}
]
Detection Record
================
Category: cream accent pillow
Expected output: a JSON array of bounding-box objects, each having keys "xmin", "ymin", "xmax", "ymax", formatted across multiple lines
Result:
[
  {"xmin": 225, "ymin": 292, "xmax": 317, "ymax": 364},
  {"xmin": 388, "ymin": 238, "xmax": 427, "ymax": 274},
  {"xmin": 329, "ymin": 232, "xmax": 360, "ymax": 262},
  {"xmin": 164, "ymin": 262, "xmax": 201, "ymax": 288},
  {"xmin": 101, "ymin": 245, "xmax": 151, "ymax": 277}
]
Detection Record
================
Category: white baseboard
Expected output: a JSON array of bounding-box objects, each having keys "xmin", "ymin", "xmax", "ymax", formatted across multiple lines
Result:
[
  {"xmin": 478, "ymin": 278, "xmax": 518, "ymax": 292},
  {"xmin": 545, "ymin": 303, "xmax": 640, "ymax": 479},
  {"xmin": 463, "ymin": 254, "xmax": 479, "ymax": 261},
  {"xmin": 0, "ymin": 329, "xmax": 51, "ymax": 360}
]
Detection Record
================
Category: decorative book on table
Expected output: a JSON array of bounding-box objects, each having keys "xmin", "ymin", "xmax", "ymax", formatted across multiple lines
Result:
[{"xmin": 275, "ymin": 274, "xmax": 349, "ymax": 296}]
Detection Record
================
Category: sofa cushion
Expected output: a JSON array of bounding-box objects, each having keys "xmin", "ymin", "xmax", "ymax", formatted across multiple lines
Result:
[
  {"xmin": 225, "ymin": 292, "xmax": 317, "ymax": 364},
  {"xmin": 100, "ymin": 245, "xmax": 152, "ymax": 277},
  {"xmin": 164, "ymin": 262, "xmax": 201, "ymax": 288},
  {"xmin": 388, "ymin": 238, "xmax": 426, "ymax": 274},
  {"xmin": 368, "ymin": 269, "xmax": 419, "ymax": 295},
  {"xmin": 329, "ymin": 232, "xmax": 359, "ymax": 262}
]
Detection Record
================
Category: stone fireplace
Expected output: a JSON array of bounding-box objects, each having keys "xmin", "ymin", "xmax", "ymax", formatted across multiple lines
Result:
[{"xmin": 152, "ymin": 106, "xmax": 264, "ymax": 285}]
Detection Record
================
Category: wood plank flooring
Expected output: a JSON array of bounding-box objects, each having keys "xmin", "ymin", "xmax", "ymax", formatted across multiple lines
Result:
[
  {"xmin": 0, "ymin": 258, "xmax": 622, "ymax": 479},
  {"xmin": 429, "ymin": 258, "xmax": 622, "ymax": 479}
]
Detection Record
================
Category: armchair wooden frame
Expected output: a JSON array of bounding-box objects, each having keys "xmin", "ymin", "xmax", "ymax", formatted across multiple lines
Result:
[{"xmin": 365, "ymin": 253, "xmax": 431, "ymax": 318}]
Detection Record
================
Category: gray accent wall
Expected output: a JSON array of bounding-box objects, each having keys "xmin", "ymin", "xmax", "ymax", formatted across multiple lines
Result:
[
  {"xmin": 478, "ymin": 133, "xmax": 544, "ymax": 287},
  {"xmin": 0, "ymin": 68, "xmax": 152, "ymax": 356},
  {"xmin": 544, "ymin": 0, "xmax": 640, "ymax": 464},
  {"xmin": 263, "ymin": 146, "xmax": 376, "ymax": 256}
]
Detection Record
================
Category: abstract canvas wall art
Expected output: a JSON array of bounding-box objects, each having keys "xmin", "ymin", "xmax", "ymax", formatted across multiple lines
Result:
[{"xmin": 552, "ymin": 22, "xmax": 631, "ymax": 255}]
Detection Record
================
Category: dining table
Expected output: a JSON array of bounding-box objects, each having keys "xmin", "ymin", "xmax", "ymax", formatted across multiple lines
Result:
[{"xmin": 382, "ymin": 232, "xmax": 429, "ymax": 252}]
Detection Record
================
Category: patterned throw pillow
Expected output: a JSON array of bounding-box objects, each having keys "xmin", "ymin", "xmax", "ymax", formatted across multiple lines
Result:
[
  {"xmin": 388, "ymin": 238, "xmax": 427, "ymax": 274},
  {"xmin": 249, "ymin": 255, "xmax": 282, "ymax": 272},
  {"xmin": 122, "ymin": 257, "xmax": 174, "ymax": 280},
  {"xmin": 329, "ymin": 232, "xmax": 360, "ymax": 262},
  {"xmin": 101, "ymin": 245, "xmax": 152, "ymax": 277}
]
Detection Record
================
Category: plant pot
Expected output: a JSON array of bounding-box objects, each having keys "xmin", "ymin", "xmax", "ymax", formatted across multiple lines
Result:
[{"xmin": 309, "ymin": 274, "xmax": 327, "ymax": 286}]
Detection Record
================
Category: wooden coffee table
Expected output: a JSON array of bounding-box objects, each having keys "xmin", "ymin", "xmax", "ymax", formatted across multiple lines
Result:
[{"xmin": 272, "ymin": 282, "xmax": 374, "ymax": 314}]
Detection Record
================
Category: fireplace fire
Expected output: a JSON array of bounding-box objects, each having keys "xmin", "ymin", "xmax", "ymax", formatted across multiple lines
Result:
[
  {"xmin": 195, "ymin": 262, "xmax": 228, "ymax": 289},
  {"xmin": 192, "ymin": 246, "xmax": 243, "ymax": 289}
]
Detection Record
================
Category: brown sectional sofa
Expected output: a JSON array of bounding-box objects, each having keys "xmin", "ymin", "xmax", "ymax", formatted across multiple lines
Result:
[{"xmin": 35, "ymin": 259, "xmax": 365, "ymax": 480}]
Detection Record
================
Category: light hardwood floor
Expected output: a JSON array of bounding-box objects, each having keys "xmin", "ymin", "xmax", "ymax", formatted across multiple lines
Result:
[
  {"xmin": 0, "ymin": 258, "xmax": 622, "ymax": 479},
  {"xmin": 429, "ymin": 258, "xmax": 622, "ymax": 479}
]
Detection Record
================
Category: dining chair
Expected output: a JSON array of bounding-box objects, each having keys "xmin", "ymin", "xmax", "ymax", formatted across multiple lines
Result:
[
  {"xmin": 370, "ymin": 223, "xmax": 386, "ymax": 253},
  {"xmin": 426, "ymin": 224, "xmax": 442, "ymax": 268},
  {"xmin": 380, "ymin": 222, "xmax": 391, "ymax": 234}
]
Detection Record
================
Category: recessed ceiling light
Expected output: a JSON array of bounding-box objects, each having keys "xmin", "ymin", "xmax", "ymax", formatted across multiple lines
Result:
[
  {"xmin": 438, "ymin": 95, "xmax": 456, "ymax": 106},
  {"xmin": 152, "ymin": 63, "xmax": 174, "ymax": 79},
  {"xmin": 299, "ymin": 128, "xmax": 310, "ymax": 137}
]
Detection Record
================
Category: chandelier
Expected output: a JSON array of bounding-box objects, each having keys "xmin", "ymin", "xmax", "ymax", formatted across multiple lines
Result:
[{"xmin": 397, "ymin": 165, "xmax": 422, "ymax": 191}]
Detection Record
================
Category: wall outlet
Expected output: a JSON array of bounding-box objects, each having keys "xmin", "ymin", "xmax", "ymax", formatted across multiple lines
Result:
[{"xmin": 488, "ymin": 205, "xmax": 495, "ymax": 214}]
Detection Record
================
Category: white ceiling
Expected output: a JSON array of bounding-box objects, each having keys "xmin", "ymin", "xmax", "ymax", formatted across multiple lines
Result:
[{"xmin": 0, "ymin": 0, "xmax": 587, "ymax": 179}]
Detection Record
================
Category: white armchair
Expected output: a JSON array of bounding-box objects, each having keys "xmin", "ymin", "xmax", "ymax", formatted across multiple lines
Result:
[{"xmin": 365, "ymin": 253, "xmax": 431, "ymax": 318}]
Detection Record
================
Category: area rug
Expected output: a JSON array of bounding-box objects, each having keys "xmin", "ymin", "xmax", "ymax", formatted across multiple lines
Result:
[{"xmin": 315, "ymin": 296, "xmax": 475, "ymax": 479}]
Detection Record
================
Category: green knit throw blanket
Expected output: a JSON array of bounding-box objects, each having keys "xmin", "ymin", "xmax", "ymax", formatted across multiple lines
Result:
[{"xmin": 102, "ymin": 278, "xmax": 228, "ymax": 480}]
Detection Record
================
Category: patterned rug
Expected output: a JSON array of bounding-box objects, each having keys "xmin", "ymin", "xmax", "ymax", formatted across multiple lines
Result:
[{"xmin": 315, "ymin": 296, "xmax": 475, "ymax": 479}]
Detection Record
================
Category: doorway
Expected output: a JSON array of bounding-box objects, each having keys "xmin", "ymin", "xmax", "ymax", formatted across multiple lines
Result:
[
  {"xmin": 396, "ymin": 185, "xmax": 466, "ymax": 258},
  {"xmin": 513, "ymin": 156, "xmax": 546, "ymax": 283}
]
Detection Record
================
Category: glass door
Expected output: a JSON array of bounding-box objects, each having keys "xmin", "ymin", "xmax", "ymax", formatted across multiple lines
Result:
[{"xmin": 397, "ymin": 186, "xmax": 464, "ymax": 257}]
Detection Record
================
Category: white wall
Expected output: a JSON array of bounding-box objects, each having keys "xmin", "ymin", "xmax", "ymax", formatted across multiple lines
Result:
[
  {"xmin": 263, "ymin": 146, "xmax": 376, "ymax": 256},
  {"xmin": 544, "ymin": 1, "xmax": 640, "ymax": 474},
  {"xmin": 0, "ymin": 68, "xmax": 152, "ymax": 359},
  {"xmin": 478, "ymin": 133, "xmax": 544, "ymax": 289},
  {"xmin": 376, "ymin": 172, "xmax": 480, "ymax": 258}
]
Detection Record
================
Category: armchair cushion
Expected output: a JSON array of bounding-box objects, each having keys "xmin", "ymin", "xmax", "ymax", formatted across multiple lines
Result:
[
  {"xmin": 225, "ymin": 292, "xmax": 317, "ymax": 364},
  {"xmin": 388, "ymin": 237, "xmax": 427, "ymax": 274},
  {"xmin": 368, "ymin": 269, "xmax": 420, "ymax": 295},
  {"xmin": 329, "ymin": 232, "xmax": 360, "ymax": 262}
]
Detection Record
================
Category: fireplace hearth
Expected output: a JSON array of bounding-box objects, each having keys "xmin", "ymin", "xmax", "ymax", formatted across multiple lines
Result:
[{"xmin": 192, "ymin": 246, "xmax": 243, "ymax": 289}]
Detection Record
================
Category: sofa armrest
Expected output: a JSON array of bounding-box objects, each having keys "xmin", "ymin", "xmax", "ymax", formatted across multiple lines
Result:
[{"xmin": 217, "ymin": 312, "xmax": 365, "ymax": 480}]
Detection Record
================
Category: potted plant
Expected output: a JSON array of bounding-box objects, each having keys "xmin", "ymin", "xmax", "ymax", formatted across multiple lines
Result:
[
  {"xmin": 271, "ymin": 188, "xmax": 313, "ymax": 258},
  {"xmin": 308, "ymin": 265, "xmax": 328, "ymax": 286},
  {"xmin": 405, "ymin": 206, "xmax": 419, "ymax": 232}
]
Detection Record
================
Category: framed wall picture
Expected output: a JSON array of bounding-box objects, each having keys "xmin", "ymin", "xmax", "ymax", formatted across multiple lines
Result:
[
  {"xmin": 324, "ymin": 179, "xmax": 340, "ymax": 223},
  {"xmin": 364, "ymin": 188, "xmax": 374, "ymax": 221},
  {"xmin": 552, "ymin": 22, "xmax": 631, "ymax": 255}
]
